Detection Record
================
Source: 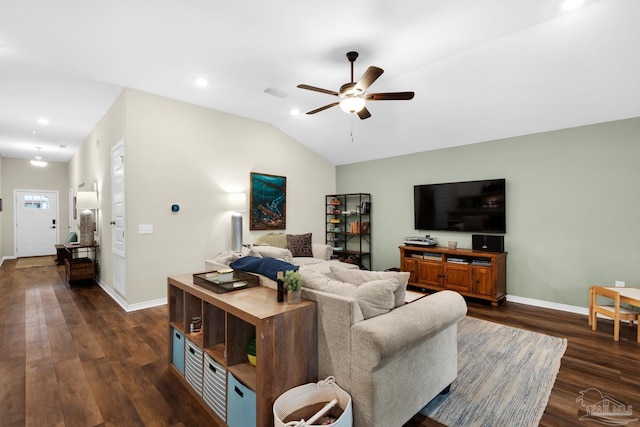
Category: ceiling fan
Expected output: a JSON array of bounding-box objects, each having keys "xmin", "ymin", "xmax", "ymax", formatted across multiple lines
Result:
[{"xmin": 297, "ymin": 51, "xmax": 414, "ymax": 120}]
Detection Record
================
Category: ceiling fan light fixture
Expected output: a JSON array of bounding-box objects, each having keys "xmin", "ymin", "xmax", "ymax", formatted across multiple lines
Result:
[{"xmin": 340, "ymin": 97, "xmax": 366, "ymax": 114}]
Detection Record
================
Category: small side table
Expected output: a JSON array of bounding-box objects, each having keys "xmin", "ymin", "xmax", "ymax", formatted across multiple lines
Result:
[
  {"xmin": 63, "ymin": 243, "xmax": 99, "ymax": 285},
  {"xmin": 589, "ymin": 286, "xmax": 640, "ymax": 342}
]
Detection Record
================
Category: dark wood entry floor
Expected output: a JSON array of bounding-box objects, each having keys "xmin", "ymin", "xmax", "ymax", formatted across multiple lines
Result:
[{"xmin": 1, "ymin": 259, "xmax": 639, "ymax": 426}]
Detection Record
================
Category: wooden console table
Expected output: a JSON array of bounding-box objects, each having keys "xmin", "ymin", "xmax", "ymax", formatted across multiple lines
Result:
[{"xmin": 167, "ymin": 273, "xmax": 318, "ymax": 427}]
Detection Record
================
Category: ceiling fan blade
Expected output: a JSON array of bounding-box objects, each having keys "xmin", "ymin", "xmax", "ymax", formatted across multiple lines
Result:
[
  {"xmin": 355, "ymin": 66, "xmax": 384, "ymax": 92},
  {"xmin": 357, "ymin": 106, "xmax": 372, "ymax": 120},
  {"xmin": 297, "ymin": 84, "xmax": 340, "ymax": 97},
  {"xmin": 306, "ymin": 102, "xmax": 340, "ymax": 115},
  {"xmin": 366, "ymin": 91, "xmax": 415, "ymax": 101}
]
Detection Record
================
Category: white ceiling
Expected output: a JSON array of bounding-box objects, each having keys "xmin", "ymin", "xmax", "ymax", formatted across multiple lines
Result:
[{"xmin": 1, "ymin": 0, "xmax": 638, "ymax": 166}]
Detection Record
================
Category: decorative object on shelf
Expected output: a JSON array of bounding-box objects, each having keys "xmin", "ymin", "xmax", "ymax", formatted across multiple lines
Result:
[
  {"xmin": 283, "ymin": 270, "xmax": 302, "ymax": 304},
  {"xmin": 448, "ymin": 241, "xmax": 458, "ymax": 250},
  {"xmin": 76, "ymin": 191, "xmax": 98, "ymax": 246},
  {"xmin": 250, "ymin": 172, "xmax": 286, "ymax": 230},
  {"xmin": 217, "ymin": 268, "xmax": 233, "ymax": 281},
  {"xmin": 228, "ymin": 192, "xmax": 246, "ymax": 252},
  {"xmin": 190, "ymin": 316, "xmax": 202, "ymax": 333},
  {"xmin": 246, "ymin": 335, "xmax": 257, "ymax": 366}
]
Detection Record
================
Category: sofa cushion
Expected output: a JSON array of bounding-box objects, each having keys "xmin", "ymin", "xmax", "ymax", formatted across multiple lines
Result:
[
  {"xmin": 330, "ymin": 267, "xmax": 410, "ymax": 308},
  {"xmin": 355, "ymin": 279, "xmax": 399, "ymax": 319},
  {"xmin": 300, "ymin": 266, "xmax": 357, "ymax": 297},
  {"xmin": 254, "ymin": 233, "xmax": 288, "ymax": 248},
  {"xmin": 287, "ymin": 233, "xmax": 313, "ymax": 257},
  {"xmin": 230, "ymin": 256, "xmax": 298, "ymax": 281}
]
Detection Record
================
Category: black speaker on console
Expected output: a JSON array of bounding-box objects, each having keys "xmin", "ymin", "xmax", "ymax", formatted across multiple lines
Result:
[{"xmin": 472, "ymin": 234, "xmax": 504, "ymax": 252}]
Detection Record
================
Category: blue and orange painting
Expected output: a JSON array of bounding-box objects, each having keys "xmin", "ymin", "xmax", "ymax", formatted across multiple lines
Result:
[{"xmin": 250, "ymin": 172, "xmax": 286, "ymax": 230}]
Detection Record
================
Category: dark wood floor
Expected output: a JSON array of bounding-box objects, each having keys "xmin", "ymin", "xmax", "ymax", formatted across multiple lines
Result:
[{"xmin": 1, "ymin": 259, "xmax": 639, "ymax": 427}]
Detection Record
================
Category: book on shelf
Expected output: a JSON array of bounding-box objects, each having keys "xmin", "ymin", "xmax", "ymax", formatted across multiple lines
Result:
[{"xmin": 447, "ymin": 258, "xmax": 468, "ymax": 264}]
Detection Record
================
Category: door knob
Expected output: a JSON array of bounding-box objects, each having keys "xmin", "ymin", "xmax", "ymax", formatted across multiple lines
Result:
[{"xmin": 110, "ymin": 221, "xmax": 116, "ymax": 225}]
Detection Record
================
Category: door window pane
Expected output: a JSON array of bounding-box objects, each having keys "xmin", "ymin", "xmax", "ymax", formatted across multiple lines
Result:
[{"xmin": 24, "ymin": 195, "xmax": 50, "ymax": 209}]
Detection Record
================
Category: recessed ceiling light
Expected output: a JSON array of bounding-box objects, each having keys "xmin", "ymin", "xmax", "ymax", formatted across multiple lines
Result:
[
  {"xmin": 291, "ymin": 109, "xmax": 301, "ymax": 116},
  {"xmin": 195, "ymin": 78, "xmax": 209, "ymax": 88},
  {"xmin": 38, "ymin": 117, "xmax": 49, "ymax": 125},
  {"xmin": 561, "ymin": 0, "xmax": 584, "ymax": 11}
]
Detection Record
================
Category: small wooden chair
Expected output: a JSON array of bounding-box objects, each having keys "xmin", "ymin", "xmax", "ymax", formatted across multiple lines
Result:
[{"xmin": 589, "ymin": 286, "xmax": 638, "ymax": 342}]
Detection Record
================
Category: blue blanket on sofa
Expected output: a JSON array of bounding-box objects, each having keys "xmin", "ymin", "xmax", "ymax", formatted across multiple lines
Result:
[{"xmin": 229, "ymin": 256, "xmax": 298, "ymax": 281}]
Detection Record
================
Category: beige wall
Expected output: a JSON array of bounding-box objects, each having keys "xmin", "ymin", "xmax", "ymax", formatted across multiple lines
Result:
[
  {"xmin": 1, "ymin": 157, "xmax": 70, "ymax": 258},
  {"xmin": 336, "ymin": 117, "xmax": 640, "ymax": 308},
  {"xmin": 70, "ymin": 88, "xmax": 336, "ymax": 307}
]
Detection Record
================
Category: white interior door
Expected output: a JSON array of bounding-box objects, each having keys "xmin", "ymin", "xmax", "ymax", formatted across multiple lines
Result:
[
  {"xmin": 15, "ymin": 190, "xmax": 59, "ymax": 257},
  {"xmin": 111, "ymin": 140, "xmax": 126, "ymax": 296}
]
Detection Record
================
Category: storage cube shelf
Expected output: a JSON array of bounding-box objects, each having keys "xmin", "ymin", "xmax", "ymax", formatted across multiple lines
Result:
[{"xmin": 167, "ymin": 273, "xmax": 318, "ymax": 427}]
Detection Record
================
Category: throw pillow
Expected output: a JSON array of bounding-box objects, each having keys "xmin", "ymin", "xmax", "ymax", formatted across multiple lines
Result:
[
  {"xmin": 64, "ymin": 232, "xmax": 78, "ymax": 243},
  {"xmin": 253, "ymin": 233, "xmax": 288, "ymax": 248},
  {"xmin": 330, "ymin": 267, "xmax": 410, "ymax": 307},
  {"xmin": 287, "ymin": 233, "xmax": 313, "ymax": 257},
  {"xmin": 230, "ymin": 256, "xmax": 298, "ymax": 281},
  {"xmin": 299, "ymin": 266, "xmax": 357, "ymax": 297},
  {"xmin": 355, "ymin": 279, "xmax": 399, "ymax": 319}
]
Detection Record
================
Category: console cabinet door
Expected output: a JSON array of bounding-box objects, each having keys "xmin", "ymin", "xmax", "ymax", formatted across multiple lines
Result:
[
  {"xmin": 444, "ymin": 264, "xmax": 473, "ymax": 292},
  {"xmin": 473, "ymin": 267, "xmax": 493, "ymax": 295},
  {"xmin": 417, "ymin": 261, "xmax": 444, "ymax": 288},
  {"xmin": 403, "ymin": 258, "xmax": 418, "ymax": 283}
]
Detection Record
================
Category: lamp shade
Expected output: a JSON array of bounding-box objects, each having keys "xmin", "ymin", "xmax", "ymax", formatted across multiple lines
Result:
[
  {"xmin": 228, "ymin": 192, "xmax": 246, "ymax": 212},
  {"xmin": 76, "ymin": 191, "xmax": 98, "ymax": 210}
]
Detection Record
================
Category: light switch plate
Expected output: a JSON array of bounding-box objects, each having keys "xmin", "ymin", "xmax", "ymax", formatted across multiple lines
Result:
[
  {"xmin": 615, "ymin": 280, "xmax": 625, "ymax": 287},
  {"xmin": 138, "ymin": 224, "xmax": 153, "ymax": 234}
]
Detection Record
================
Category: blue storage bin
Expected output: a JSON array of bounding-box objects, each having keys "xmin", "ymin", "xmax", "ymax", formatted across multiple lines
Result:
[
  {"xmin": 227, "ymin": 373, "xmax": 256, "ymax": 427},
  {"xmin": 171, "ymin": 327, "xmax": 185, "ymax": 374}
]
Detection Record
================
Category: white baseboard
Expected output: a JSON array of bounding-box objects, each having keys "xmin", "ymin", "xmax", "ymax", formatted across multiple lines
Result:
[
  {"xmin": 507, "ymin": 294, "xmax": 588, "ymax": 316},
  {"xmin": 97, "ymin": 278, "xmax": 167, "ymax": 312},
  {"xmin": 1, "ymin": 255, "xmax": 17, "ymax": 267}
]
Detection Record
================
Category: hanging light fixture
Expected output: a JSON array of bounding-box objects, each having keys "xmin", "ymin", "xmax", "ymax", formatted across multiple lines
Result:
[{"xmin": 30, "ymin": 147, "xmax": 48, "ymax": 167}]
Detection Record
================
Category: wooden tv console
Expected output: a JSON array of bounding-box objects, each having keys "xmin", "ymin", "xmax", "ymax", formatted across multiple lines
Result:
[{"xmin": 400, "ymin": 245, "xmax": 507, "ymax": 306}]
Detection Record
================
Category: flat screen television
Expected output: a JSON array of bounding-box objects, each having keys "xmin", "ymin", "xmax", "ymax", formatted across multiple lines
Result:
[{"xmin": 414, "ymin": 179, "xmax": 506, "ymax": 233}]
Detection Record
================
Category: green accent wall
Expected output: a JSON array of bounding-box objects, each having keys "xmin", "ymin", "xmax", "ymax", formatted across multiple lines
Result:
[{"xmin": 336, "ymin": 117, "xmax": 640, "ymax": 308}]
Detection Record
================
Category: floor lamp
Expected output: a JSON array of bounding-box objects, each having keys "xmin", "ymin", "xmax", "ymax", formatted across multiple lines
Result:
[
  {"xmin": 76, "ymin": 191, "xmax": 98, "ymax": 246},
  {"xmin": 228, "ymin": 192, "xmax": 246, "ymax": 253}
]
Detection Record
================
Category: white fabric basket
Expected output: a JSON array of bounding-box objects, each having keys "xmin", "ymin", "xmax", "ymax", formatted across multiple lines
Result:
[{"xmin": 273, "ymin": 376, "xmax": 353, "ymax": 427}]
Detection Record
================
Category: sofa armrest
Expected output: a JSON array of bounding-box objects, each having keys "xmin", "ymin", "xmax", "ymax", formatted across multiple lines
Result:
[
  {"xmin": 204, "ymin": 259, "xmax": 229, "ymax": 271},
  {"xmin": 251, "ymin": 245, "xmax": 293, "ymax": 263},
  {"xmin": 312, "ymin": 243, "xmax": 333, "ymax": 261},
  {"xmin": 352, "ymin": 290, "xmax": 467, "ymax": 370}
]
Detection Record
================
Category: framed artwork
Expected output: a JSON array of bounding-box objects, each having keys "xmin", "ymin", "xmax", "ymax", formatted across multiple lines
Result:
[{"xmin": 250, "ymin": 172, "xmax": 286, "ymax": 230}]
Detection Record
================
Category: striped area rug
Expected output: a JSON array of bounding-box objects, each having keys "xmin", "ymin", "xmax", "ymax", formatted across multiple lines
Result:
[{"xmin": 421, "ymin": 316, "xmax": 567, "ymax": 426}]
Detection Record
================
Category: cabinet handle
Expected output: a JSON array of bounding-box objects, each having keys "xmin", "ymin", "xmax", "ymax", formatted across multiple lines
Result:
[
  {"xmin": 235, "ymin": 386, "xmax": 244, "ymax": 398},
  {"xmin": 209, "ymin": 363, "xmax": 216, "ymax": 373},
  {"xmin": 189, "ymin": 347, "xmax": 195, "ymax": 354},
  {"xmin": 175, "ymin": 332, "xmax": 181, "ymax": 340}
]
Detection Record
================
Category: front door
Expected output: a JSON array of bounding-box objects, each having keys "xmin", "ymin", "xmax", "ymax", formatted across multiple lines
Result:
[{"xmin": 15, "ymin": 190, "xmax": 59, "ymax": 257}]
